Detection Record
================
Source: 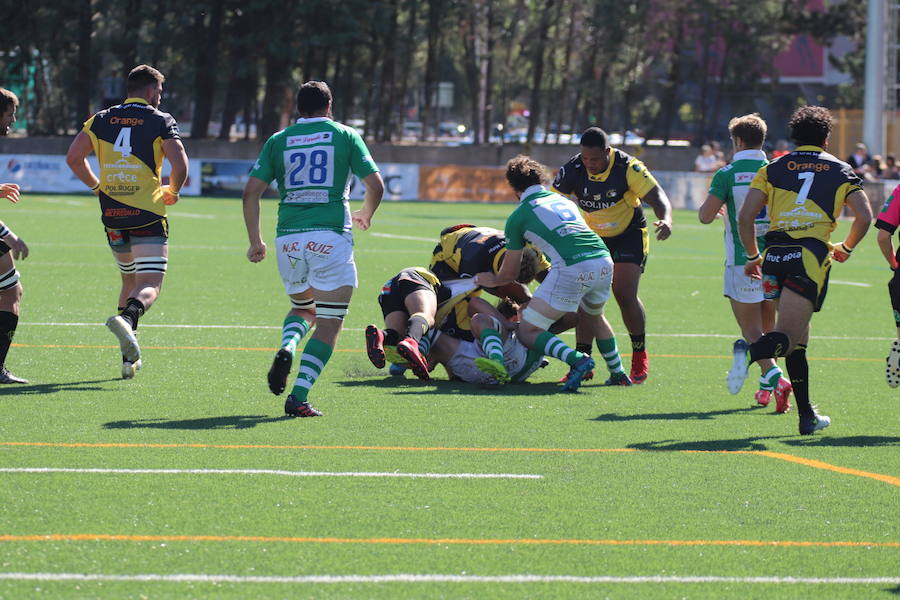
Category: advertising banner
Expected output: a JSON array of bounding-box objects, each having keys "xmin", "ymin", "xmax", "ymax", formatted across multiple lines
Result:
[{"xmin": 419, "ymin": 165, "xmax": 511, "ymax": 203}]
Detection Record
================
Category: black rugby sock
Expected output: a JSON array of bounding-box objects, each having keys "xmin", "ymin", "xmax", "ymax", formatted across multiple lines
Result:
[
  {"xmin": 121, "ymin": 298, "xmax": 146, "ymax": 331},
  {"xmin": 786, "ymin": 345, "xmax": 812, "ymax": 418},
  {"xmin": 629, "ymin": 334, "xmax": 645, "ymax": 352},
  {"xmin": 748, "ymin": 331, "xmax": 790, "ymax": 362},
  {"xmin": 0, "ymin": 311, "xmax": 18, "ymax": 368}
]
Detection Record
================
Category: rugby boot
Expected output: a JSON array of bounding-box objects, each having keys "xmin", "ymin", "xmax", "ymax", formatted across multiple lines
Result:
[
  {"xmin": 396, "ymin": 337, "xmax": 430, "ymax": 380},
  {"xmin": 886, "ymin": 339, "xmax": 900, "ymax": 388},
  {"xmin": 0, "ymin": 368, "xmax": 27, "ymax": 384},
  {"xmin": 284, "ymin": 394, "xmax": 323, "ymax": 418},
  {"xmin": 121, "ymin": 358, "xmax": 142, "ymax": 380},
  {"xmin": 602, "ymin": 372, "xmax": 633, "ymax": 386},
  {"xmin": 559, "ymin": 367, "xmax": 594, "ymax": 383},
  {"xmin": 106, "ymin": 315, "xmax": 140, "ymax": 363},
  {"xmin": 774, "ymin": 377, "xmax": 792, "ymax": 414},
  {"xmin": 754, "ymin": 389, "xmax": 772, "ymax": 407},
  {"xmin": 474, "ymin": 357, "xmax": 510, "ymax": 384},
  {"xmin": 630, "ymin": 350, "xmax": 649, "ymax": 384},
  {"xmin": 799, "ymin": 411, "xmax": 830, "ymax": 435},
  {"xmin": 726, "ymin": 339, "xmax": 750, "ymax": 395},
  {"xmin": 562, "ymin": 355, "xmax": 595, "ymax": 393},
  {"xmin": 267, "ymin": 348, "xmax": 293, "ymax": 395},
  {"xmin": 365, "ymin": 325, "xmax": 386, "ymax": 368}
]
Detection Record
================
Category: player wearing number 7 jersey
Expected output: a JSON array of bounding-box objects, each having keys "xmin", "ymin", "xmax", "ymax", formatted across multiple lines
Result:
[
  {"xmin": 474, "ymin": 156, "xmax": 629, "ymax": 392},
  {"xmin": 66, "ymin": 65, "xmax": 189, "ymax": 380},
  {"xmin": 731, "ymin": 105, "xmax": 872, "ymax": 435},
  {"xmin": 243, "ymin": 80, "xmax": 384, "ymax": 418}
]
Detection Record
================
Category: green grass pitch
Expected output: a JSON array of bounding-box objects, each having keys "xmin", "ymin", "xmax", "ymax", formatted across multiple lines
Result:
[{"xmin": 0, "ymin": 194, "xmax": 897, "ymax": 599}]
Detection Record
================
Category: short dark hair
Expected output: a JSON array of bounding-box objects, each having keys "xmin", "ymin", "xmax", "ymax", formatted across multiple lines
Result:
[
  {"xmin": 296, "ymin": 81, "xmax": 332, "ymax": 116},
  {"xmin": 580, "ymin": 127, "xmax": 609, "ymax": 149},
  {"xmin": 0, "ymin": 88, "xmax": 18, "ymax": 115},
  {"xmin": 728, "ymin": 113, "xmax": 767, "ymax": 148},
  {"xmin": 789, "ymin": 105, "xmax": 833, "ymax": 147},
  {"xmin": 505, "ymin": 155, "xmax": 548, "ymax": 193},
  {"xmin": 516, "ymin": 247, "xmax": 541, "ymax": 284},
  {"xmin": 127, "ymin": 64, "xmax": 165, "ymax": 95}
]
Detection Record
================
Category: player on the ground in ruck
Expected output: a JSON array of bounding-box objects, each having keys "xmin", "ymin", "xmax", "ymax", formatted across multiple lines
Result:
[
  {"xmin": 873, "ymin": 183, "xmax": 900, "ymax": 387},
  {"xmin": 66, "ymin": 65, "xmax": 189, "ymax": 379},
  {"xmin": 730, "ymin": 105, "xmax": 872, "ymax": 435},
  {"xmin": 0, "ymin": 88, "xmax": 29, "ymax": 384},
  {"xmin": 365, "ymin": 267, "xmax": 477, "ymax": 380},
  {"xmin": 474, "ymin": 155, "xmax": 629, "ymax": 392},
  {"xmin": 698, "ymin": 113, "xmax": 792, "ymax": 412},
  {"xmin": 243, "ymin": 80, "xmax": 384, "ymax": 417}
]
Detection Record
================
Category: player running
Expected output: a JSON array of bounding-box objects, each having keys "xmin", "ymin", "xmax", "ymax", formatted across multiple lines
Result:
[
  {"xmin": 474, "ymin": 155, "xmax": 629, "ymax": 392},
  {"xmin": 0, "ymin": 88, "xmax": 28, "ymax": 384},
  {"xmin": 66, "ymin": 65, "xmax": 189, "ymax": 379},
  {"xmin": 874, "ymin": 183, "xmax": 900, "ymax": 387},
  {"xmin": 552, "ymin": 127, "xmax": 672, "ymax": 384},
  {"xmin": 698, "ymin": 114, "xmax": 792, "ymax": 412},
  {"xmin": 730, "ymin": 106, "xmax": 872, "ymax": 435},
  {"xmin": 243, "ymin": 80, "xmax": 384, "ymax": 417}
]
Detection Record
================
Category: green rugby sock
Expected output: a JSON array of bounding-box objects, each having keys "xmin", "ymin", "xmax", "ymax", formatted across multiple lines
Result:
[
  {"xmin": 290, "ymin": 338, "xmax": 333, "ymax": 401},
  {"xmin": 535, "ymin": 331, "xmax": 582, "ymax": 366},
  {"xmin": 479, "ymin": 328, "xmax": 504, "ymax": 362},
  {"xmin": 281, "ymin": 315, "xmax": 310, "ymax": 355},
  {"xmin": 596, "ymin": 336, "xmax": 625, "ymax": 375}
]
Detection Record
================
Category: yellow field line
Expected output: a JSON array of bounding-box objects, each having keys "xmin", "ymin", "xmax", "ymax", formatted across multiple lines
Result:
[
  {"xmin": 0, "ymin": 533, "xmax": 896, "ymax": 548},
  {"xmin": 1, "ymin": 442, "xmax": 896, "ymax": 486},
  {"xmin": 8, "ymin": 344, "xmax": 883, "ymax": 361}
]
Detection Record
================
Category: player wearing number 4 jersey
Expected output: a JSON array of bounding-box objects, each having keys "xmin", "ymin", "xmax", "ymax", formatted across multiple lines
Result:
[
  {"xmin": 66, "ymin": 65, "xmax": 189, "ymax": 380},
  {"xmin": 243, "ymin": 80, "xmax": 384, "ymax": 418},
  {"xmin": 475, "ymin": 156, "xmax": 629, "ymax": 392},
  {"xmin": 730, "ymin": 106, "xmax": 872, "ymax": 435}
]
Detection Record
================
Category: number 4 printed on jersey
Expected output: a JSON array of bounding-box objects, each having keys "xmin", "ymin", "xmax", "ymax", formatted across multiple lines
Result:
[{"xmin": 114, "ymin": 127, "xmax": 132, "ymax": 158}]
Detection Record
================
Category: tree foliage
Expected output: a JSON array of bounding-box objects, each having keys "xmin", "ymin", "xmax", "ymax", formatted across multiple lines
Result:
[{"xmin": 0, "ymin": 0, "xmax": 868, "ymax": 143}]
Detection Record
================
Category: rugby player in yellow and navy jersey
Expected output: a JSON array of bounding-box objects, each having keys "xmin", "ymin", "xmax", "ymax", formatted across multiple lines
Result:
[
  {"xmin": 552, "ymin": 126, "xmax": 672, "ymax": 384},
  {"xmin": 730, "ymin": 105, "xmax": 872, "ymax": 435},
  {"xmin": 66, "ymin": 64, "xmax": 189, "ymax": 380}
]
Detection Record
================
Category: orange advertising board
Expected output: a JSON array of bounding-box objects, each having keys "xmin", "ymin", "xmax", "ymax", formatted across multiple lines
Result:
[{"xmin": 419, "ymin": 165, "xmax": 514, "ymax": 203}]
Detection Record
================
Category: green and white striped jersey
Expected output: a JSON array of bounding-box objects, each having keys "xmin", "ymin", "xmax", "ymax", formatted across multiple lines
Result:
[{"xmin": 708, "ymin": 149, "xmax": 769, "ymax": 265}]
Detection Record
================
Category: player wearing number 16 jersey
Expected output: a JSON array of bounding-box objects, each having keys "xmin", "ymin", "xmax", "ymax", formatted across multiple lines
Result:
[
  {"xmin": 243, "ymin": 81, "xmax": 384, "ymax": 417},
  {"xmin": 66, "ymin": 65, "xmax": 189, "ymax": 380}
]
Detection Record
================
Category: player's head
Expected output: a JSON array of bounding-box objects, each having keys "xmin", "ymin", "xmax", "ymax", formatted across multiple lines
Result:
[
  {"xmin": 728, "ymin": 113, "xmax": 766, "ymax": 150},
  {"xmin": 579, "ymin": 127, "xmax": 610, "ymax": 175},
  {"xmin": 296, "ymin": 81, "xmax": 332, "ymax": 118},
  {"xmin": 0, "ymin": 88, "xmax": 18, "ymax": 136},
  {"xmin": 516, "ymin": 247, "xmax": 541, "ymax": 284},
  {"xmin": 127, "ymin": 65, "xmax": 165, "ymax": 107},
  {"xmin": 496, "ymin": 298, "xmax": 521, "ymax": 320},
  {"xmin": 788, "ymin": 106, "xmax": 833, "ymax": 148},
  {"xmin": 505, "ymin": 155, "xmax": 548, "ymax": 195}
]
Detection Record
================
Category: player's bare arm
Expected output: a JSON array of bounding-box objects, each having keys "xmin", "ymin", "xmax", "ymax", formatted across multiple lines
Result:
[
  {"xmin": 474, "ymin": 248, "xmax": 522, "ymax": 288},
  {"xmin": 643, "ymin": 186, "xmax": 673, "ymax": 240},
  {"xmin": 698, "ymin": 193, "xmax": 725, "ymax": 224},
  {"xmin": 0, "ymin": 183, "xmax": 20, "ymax": 204},
  {"xmin": 64, "ymin": 131, "xmax": 100, "ymax": 193},
  {"xmin": 877, "ymin": 228, "xmax": 899, "ymax": 269},
  {"xmin": 242, "ymin": 176, "xmax": 270, "ymax": 263},
  {"xmin": 161, "ymin": 138, "xmax": 189, "ymax": 206},
  {"xmin": 0, "ymin": 222, "xmax": 27, "ymax": 260},
  {"xmin": 832, "ymin": 190, "xmax": 873, "ymax": 263},
  {"xmin": 738, "ymin": 188, "xmax": 766, "ymax": 278},
  {"xmin": 351, "ymin": 171, "xmax": 385, "ymax": 231}
]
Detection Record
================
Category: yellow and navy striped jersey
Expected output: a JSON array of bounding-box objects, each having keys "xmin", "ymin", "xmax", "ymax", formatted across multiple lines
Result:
[
  {"xmin": 551, "ymin": 148, "xmax": 658, "ymax": 238},
  {"xmin": 749, "ymin": 146, "xmax": 863, "ymax": 245},
  {"xmin": 429, "ymin": 224, "xmax": 550, "ymax": 280},
  {"xmin": 83, "ymin": 97, "xmax": 180, "ymax": 229}
]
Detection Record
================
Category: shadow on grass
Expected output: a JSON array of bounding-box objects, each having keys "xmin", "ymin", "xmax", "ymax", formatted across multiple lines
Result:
[
  {"xmin": 337, "ymin": 377, "xmax": 563, "ymax": 396},
  {"xmin": 781, "ymin": 435, "xmax": 900, "ymax": 448},
  {"xmin": 103, "ymin": 415, "xmax": 288, "ymax": 430},
  {"xmin": 627, "ymin": 437, "xmax": 786, "ymax": 452},
  {"xmin": 0, "ymin": 379, "xmax": 120, "ymax": 396},
  {"xmin": 592, "ymin": 406, "xmax": 760, "ymax": 422}
]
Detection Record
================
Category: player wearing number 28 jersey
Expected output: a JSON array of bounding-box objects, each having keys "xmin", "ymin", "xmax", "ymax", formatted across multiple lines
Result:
[{"xmin": 243, "ymin": 81, "xmax": 384, "ymax": 418}]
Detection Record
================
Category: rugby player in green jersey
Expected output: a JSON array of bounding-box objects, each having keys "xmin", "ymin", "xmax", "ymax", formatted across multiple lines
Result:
[
  {"xmin": 475, "ymin": 155, "xmax": 629, "ymax": 392},
  {"xmin": 243, "ymin": 81, "xmax": 384, "ymax": 417},
  {"xmin": 0, "ymin": 88, "xmax": 28, "ymax": 384},
  {"xmin": 698, "ymin": 114, "xmax": 792, "ymax": 412}
]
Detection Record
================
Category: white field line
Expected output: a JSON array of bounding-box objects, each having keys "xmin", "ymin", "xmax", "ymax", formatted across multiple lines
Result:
[
  {"xmin": 370, "ymin": 232, "xmax": 435, "ymax": 243},
  {"xmin": 0, "ymin": 573, "xmax": 895, "ymax": 585},
  {"xmin": 0, "ymin": 467, "xmax": 541, "ymax": 480},
  {"xmin": 166, "ymin": 211, "xmax": 216, "ymax": 220},
  {"xmin": 16, "ymin": 321, "xmax": 895, "ymax": 341}
]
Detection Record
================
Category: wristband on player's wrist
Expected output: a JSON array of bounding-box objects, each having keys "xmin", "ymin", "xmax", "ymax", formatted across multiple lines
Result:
[
  {"xmin": 90, "ymin": 183, "xmax": 100, "ymax": 191},
  {"xmin": 746, "ymin": 252, "xmax": 761, "ymax": 262},
  {"xmin": 838, "ymin": 242, "xmax": 853, "ymax": 254}
]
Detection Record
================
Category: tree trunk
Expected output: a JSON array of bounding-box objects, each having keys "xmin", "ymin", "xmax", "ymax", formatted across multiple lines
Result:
[
  {"xmin": 190, "ymin": 0, "xmax": 224, "ymax": 139},
  {"xmin": 526, "ymin": 0, "xmax": 554, "ymax": 145}
]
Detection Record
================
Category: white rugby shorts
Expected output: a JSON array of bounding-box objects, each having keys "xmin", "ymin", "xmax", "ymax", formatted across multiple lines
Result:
[
  {"xmin": 275, "ymin": 230, "xmax": 357, "ymax": 294},
  {"xmin": 723, "ymin": 264, "xmax": 764, "ymax": 303},
  {"xmin": 532, "ymin": 256, "xmax": 614, "ymax": 313},
  {"xmin": 447, "ymin": 334, "xmax": 539, "ymax": 385}
]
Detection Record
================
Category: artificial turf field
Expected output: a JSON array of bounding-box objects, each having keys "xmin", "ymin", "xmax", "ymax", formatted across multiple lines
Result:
[{"xmin": 0, "ymin": 193, "xmax": 897, "ymax": 599}]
